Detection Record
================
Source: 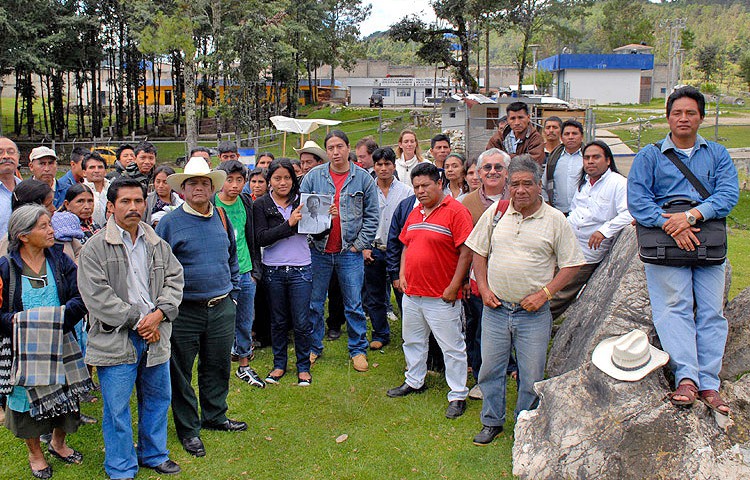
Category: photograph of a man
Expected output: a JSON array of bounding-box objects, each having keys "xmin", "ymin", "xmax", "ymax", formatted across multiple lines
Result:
[{"xmin": 299, "ymin": 193, "xmax": 332, "ymax": 234}]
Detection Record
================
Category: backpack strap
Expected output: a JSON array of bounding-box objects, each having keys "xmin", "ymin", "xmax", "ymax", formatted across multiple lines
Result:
[
  {"xmin": 216, "ymin": 206, "xmax": 229, "ymax": 233},
  {"xmin": 5, "ymin": 255, "xmax": 15, "ymax": 310},
  {"xmin": 487, "ymin": 200, "xmax": 511, "ymax": 257}
]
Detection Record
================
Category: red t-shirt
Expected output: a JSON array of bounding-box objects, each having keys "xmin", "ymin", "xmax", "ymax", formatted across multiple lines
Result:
[
  {"xmin": 399, "ymin": 195, "xmax": 474, "ymax": 298},
  {"xmin": 325, "ymin": 168, "xmax": 349, "ymax": 253}
]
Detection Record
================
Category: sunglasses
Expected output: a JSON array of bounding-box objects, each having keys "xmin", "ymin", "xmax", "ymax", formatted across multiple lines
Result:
[{"xmin": 482, "ymin": 163, "xmax": 505, "ymax": 172}]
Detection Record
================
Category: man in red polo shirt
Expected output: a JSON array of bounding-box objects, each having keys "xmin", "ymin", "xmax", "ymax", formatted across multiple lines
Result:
[{"xmin": 387, "ymin": 162, "xmax": 473, "ymax": 419}]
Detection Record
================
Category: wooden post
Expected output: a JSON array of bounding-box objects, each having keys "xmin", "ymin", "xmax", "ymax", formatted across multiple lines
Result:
[{"xmin": 283, "ymin": 131, "xmax": 287, "ymax": 156}]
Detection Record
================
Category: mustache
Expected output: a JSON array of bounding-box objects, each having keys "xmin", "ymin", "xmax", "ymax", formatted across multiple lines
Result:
[
  {"xmin": 0, "ymin": 158, "xmax": 16, "ymax": 164},
  {"xmin": 125, "ymin": 212, "xmax": 142, "ymax": 218}
]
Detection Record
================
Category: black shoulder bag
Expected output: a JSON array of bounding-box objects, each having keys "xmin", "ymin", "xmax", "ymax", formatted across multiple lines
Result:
[{"xmin": 635, "ymin": 144, "xmax": 727, "ymax": 266}]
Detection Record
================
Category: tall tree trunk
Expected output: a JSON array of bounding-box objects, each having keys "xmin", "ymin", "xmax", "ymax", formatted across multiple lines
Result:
[
  {"xmin": 155, "ymin": 60, "xmax": 161, "ymax": 128},
  {"xmin": 40, "ymin": 74, "xmax": 50, "ymax": 135},
  {"xmin": 14, "ymin": 70, "xmax": 20, "ymax": 135},
  {"xmin": 25, "ymin": 72, "xmax": 34, "ymax": 137},
  {"xmin": 517, "ymin": 26, "xmax": 531, "ymax": 96},
  {"xmin": 485, "ymin": 28, "xmax": 490, "ymax": 94},
  {"xmin": 184, "ymin": 54, "xmax": 198, "ymax": 152},
  {"xmin": 52, "ymin": 72, "xmax": 65, "ymax": 139}
]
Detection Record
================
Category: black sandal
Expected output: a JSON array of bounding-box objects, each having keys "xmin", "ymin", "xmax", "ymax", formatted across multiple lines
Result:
[
  {"xmin": 298, "ymin": 374, "xmax": 312, "ymax": 387},
  {"xmin": 48, "ymin": 445, "xmax": 83, "ymax": 464},
  {"xmin": 265, "ymin": 370, "xmax": 285, "ymax": 384},
  {"xmin": 29, "ymin": 463, "xmax": 52, "ymax": 479}
]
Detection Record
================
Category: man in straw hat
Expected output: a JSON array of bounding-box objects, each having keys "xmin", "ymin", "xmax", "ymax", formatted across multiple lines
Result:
[
  {"xmin": 295, "ymin": 140, "xmax": 327, "ymax": 176},
  {"xmin": 155, "ymin": 158, "xmax": 246, "ymax": 458}
]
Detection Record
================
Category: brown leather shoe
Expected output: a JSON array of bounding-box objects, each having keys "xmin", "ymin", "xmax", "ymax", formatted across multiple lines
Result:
[{"xmin": 352, "ymin": 354, "xmax": 369, "ymax": 372}]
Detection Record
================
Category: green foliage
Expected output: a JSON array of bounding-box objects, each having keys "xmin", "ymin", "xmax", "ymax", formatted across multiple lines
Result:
[
  {"xmin": 600, "ymin": 0, "xmax": 654, "ymax": 51},
  {"xmin": 701, "ymin": 82, "xmax": 720, "ymax": 94},
  {"xmin": 696, "ymin": 43, "xmax": 724, "ymax": 82},
  {"xmin": 739, "ymin": 53, "xmax": 750, "ymax": 91}
]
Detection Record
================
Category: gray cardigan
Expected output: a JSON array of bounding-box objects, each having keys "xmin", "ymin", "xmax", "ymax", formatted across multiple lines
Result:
[{"xmin": 77, "ymin": 216, "xmax": 184, "ymax": 367}]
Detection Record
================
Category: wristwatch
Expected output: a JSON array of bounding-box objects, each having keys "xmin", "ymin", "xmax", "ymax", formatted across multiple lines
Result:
[{"xmin": 685, "ymin": 210, "xmax": 697, "ymax": 226}]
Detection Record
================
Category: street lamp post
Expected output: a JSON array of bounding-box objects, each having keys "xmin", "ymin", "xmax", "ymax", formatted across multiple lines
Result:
[{"xmin": 529, "ymin": 44, "xmax": 540, "ymax": 94}]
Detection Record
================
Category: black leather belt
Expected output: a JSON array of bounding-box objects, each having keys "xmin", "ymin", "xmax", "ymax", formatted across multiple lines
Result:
[{"xmin": 189, "ymin": 293, "xmax": 229, "ymax": 308}]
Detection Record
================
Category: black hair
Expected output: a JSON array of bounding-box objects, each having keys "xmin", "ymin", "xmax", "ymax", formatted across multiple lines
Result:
[
  {"xmin": 82, "ymin": 151, "xmax": 107, "ymax": 170},
  {"xmin": 410, "ymin": 162, "xmax": 441, "ymax": 183},
  {"xmin": 11, "ymin": 179, "xmax": 53, "ymax": 210},
  {"xmin": 63, "ymin": 183, "xmax": 94, "ymax": 204},
  {"xmin": 107, "ymin": 178, "xmax": 147, "ymax": 204},
  {"xmin": 217, "ymin": 141, "xmax": 238, "ymax": 154},
  {"xmin": 544, "ymin": 116, "xmax": 563, "ymax": 129},
  {"xmin": 372, "ymin": 147, "xmax": 397, "ymax": 164},
  {"xmin": 153, "ymin": 165, "xmax": 175, "ymax": 178},
  {"xmin": 217, "ymin": 160, "xmax": 248, "ymax": 179},
  {"xmin": 248, "ymin": 167, "xmax": 267, "ymax": 181},
  {"xmin": 134, "ymin": 141, "xmax": 157, "ymax": 156},
  {"xmin": 348, "ymin": 152, "xmax": 357, "ymax": 163},
  {"xmin": 190, "ymin": 146, "xmax": 211, "ymax": 156},
  {"xmin": 506, "ymin": 102, "xmax": 529, "ymax": 115},
  {"xmin": 324, "ymin": 130, "xmax": 350, "ymax": 147},
  {"xmin": 70, "ymin": 146, "xmax": 89, "ymax": 164},
  {"xmin": 561, "ymin": 119, "xmax": 584, "ymax": 135},
  {"xmin": 116, "ymin": 144, "xmax": 134, "ymax": 161},
  {"xmin": 355, "ymin": 137, "xmax": 378, "ymax": 154},
  {"xmin": 256, "ymin": 152, "xmax": 275, "ymax": 162},
  {"xmin": 667, "ymin": 86, "xmax": 705, "ymax": 118},
  {"xmin": 430, "ymin": 133, "xmax": 451, "ymax": 149},
  {"xmin": 266, "ymin": 158, "xmax": 300, "ymax": 199},
  {"xmin": 577, "ymin": 140, "xmax": 618, "ymax": 191}
]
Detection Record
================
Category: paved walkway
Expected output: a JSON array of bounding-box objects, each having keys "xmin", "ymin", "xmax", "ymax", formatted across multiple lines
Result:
[{"xmin": 595, "ymin": 129, "xmax": 634, "ymax": 175}]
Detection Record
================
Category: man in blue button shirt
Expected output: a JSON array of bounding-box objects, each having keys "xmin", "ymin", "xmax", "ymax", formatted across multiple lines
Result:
[{"xmin": 627, "ymin": 86, "xmax": 738, "ymax": 415}]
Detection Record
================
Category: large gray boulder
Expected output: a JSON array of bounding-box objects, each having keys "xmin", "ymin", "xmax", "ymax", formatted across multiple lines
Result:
[
  {"xmin": 721, "ymin": 286, "xmax": 750, "ymax": 381},
  {"xmin": 512, "ymin": 225, "xmax": 750, "ymax": 479}
]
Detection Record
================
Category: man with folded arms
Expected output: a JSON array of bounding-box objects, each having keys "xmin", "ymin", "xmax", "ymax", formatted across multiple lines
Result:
[
  {"xmin": 156, "ymin": 158, "xmax": 245, "ymax": 457},
  {"xmin": 79, "ymin": 178, "xmax": 184, "ymax": 479},
  {"xmin": 465, "ymin": 155, "xmax": 584, "ymax": 445}
]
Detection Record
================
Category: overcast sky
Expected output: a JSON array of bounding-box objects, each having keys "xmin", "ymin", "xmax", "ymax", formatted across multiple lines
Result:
[{"xmin": 360, "ymin": 0, "xmax": 436, "ymax": 37}]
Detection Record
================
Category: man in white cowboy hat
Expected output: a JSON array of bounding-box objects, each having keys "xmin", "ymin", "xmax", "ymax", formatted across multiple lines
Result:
[
  {"xmin": 592, "ymin": 330, "xmax": 669, "ymax": 382},
  {"xmin": 295, "ymin": 140, "xmax": 327, "ymax": 176},
  {"xmin": 28, "ymin": 146, "xmax": 66, "ymax": 207},
  {"xmin": 155, "ymin": 157, "xmax": 246, "ymax": 458}
]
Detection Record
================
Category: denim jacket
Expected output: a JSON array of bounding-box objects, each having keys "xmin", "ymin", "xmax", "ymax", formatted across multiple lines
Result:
[{"xmin": 300, "ymin": 162, "xmax": 379, "ymax": 252}]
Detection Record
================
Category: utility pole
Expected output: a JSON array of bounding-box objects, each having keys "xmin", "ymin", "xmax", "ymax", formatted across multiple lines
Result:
[{"xmin": 659, "ymin": 18, "xmax": 686, "ymax": 93}]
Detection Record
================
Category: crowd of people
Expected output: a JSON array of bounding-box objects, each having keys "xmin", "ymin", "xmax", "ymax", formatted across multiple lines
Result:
[{"xmin": 0, "ymin": 85, "xmax": 738, "ymax": 479}]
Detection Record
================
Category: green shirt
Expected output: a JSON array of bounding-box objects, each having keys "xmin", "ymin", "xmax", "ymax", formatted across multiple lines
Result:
[{"xmin": 216, "ymin": 195, "xmax": 253, "ymax": 274}]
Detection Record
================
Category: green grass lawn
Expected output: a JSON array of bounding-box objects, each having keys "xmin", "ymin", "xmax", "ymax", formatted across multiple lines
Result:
[
  {"xmin": 609, "ymin": 125, "xmax": 750, "ymax": 150},
  {"xmin": 0, "ymin": 308, "xmax": 517, "ymax": 479}
]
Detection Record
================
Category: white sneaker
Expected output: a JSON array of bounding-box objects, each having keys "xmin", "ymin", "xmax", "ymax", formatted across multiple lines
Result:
[
  {"xmin": 236, "ymin": 366, "xmax": 266, "ymax": 388},
  {"xmin": 469, "ymin": 384, "xmax": 483, "ymax": 400},
  {"xmin": 387, "ymin": 311, "xmax": 398, "ymax": 322}
]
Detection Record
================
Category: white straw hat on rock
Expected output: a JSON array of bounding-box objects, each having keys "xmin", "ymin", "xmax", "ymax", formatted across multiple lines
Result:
[
  {"xmin": 166, "ymin": 157, "xmax": 227, "ymax": 193},
  {"xmin": 592, "ymin": 329, "xmax": 669, "ymax": 382}
]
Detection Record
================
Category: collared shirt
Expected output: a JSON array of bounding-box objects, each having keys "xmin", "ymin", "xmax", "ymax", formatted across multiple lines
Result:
[
  {"xmin": 627, "ymin": 134, "xmax": 739, "ymax": 227},
  {"xmin": 568, "ymin": 169, "xmax": 633, "ymax": 264},
  {"xmin": 375, "ymin": 178, "xmax": 412, "ymax": 245},
  {"xmin": 503, "ymin": 130, "xmax": 523, "ymax": 154},
  {"xmin": 465, "ymin": 200, "xmax": 585, "ymax": 303},
  {"xmin": 183, "ymin": 201, "xmax": 214, "ymax": 218},
  {"xmin": 551, "ymin": 148, "xmax": 582, "ymax": 213},
  {"xmin": 83, "ymin": 178, "xmax": 111, "ymax": 227},
  {"xmin": 114, "ymin": 223, "xmax": 154, "ymax": 320},
  {"xmin": 0, "ymin": 176, "xmax": 22, "ymax": 239}
]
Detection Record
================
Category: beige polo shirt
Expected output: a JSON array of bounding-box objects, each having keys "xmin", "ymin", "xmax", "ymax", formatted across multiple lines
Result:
[{"xmin": 465, "ymin": 199, "xmax": 585, "ymax": 303}]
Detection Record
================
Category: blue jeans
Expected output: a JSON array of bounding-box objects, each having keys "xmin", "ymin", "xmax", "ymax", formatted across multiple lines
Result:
[
  {"xmin": 309, "ymin": 249, "xmax": 369, "ymax": 357},
  {"xmin": 478, "ymin": 301, "xmax": 552, "ymax": 427},
  {"xmin": 363, "ymin": 248, "xmax": 391, "ymax": 343},
  {"xmin": 98, "ymin": 331, "xmax": 171, "ymax": 479},
  {"xmin": 232, "ymin": 271, "xmax": 256, "ymax": 359},
  {"xmin": 263, "ymin": 265, "xmax": 313, "ymax": 373},
  {"xmin": 644, "ymin": 262, "xmax": 727, "ymax": 391}
]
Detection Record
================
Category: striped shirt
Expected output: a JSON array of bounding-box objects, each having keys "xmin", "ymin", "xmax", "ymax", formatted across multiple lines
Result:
[
  {"xmin": 399, "ymin": 195, "xmax": 473, "ymax": 298},
  {"xmin": 465, "ymin": 200, "xmax": 584, "ymax": 303}
]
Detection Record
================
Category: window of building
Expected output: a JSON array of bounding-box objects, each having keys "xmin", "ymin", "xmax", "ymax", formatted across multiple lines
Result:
[
  {"xmin": 397, "ymin": 88, "xmax": 411, "ymax": 97},
  {"xmin": 486, "ymin": 107, "xmax": 499, "ymax": 130},
  {"xmin": 449, "ymin": 107, "xmax": 457, "ymax": 119},
  {"xmin": 373, "ymin": 88, "xmax": 390, "ymax": 97}
]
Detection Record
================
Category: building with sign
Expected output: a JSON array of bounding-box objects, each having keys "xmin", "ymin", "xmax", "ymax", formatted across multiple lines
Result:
[{"xmin": 345, "ymin": 77, "xmax": 451, "ymax": 107}]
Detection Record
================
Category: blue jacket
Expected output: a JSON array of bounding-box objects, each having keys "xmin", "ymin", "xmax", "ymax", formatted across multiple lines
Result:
[
  {"xmin": 627, "ymin": 134, "xmax": 739, "ymax": 227},
  {"xmin": 0, "ymin": 247, "xmax": 87, "ymax": 336},
  {"xmin": 299, "ymin": 162, "xmax": 379, "ymax": 252},
  {"xmin": 386, "ymin": 194, "xmax": 418, "ymax": 280},
  {"xmin": 56, "ymin": 170, "xmax": 77, "ymax": 208}
]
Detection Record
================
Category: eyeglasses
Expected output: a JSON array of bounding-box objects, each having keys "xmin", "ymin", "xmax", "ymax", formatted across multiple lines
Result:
[
  {"xmin": 0, "ymin": 148, "xmax": 18, "ymax": 156},
  {"xmin": 482, "ymin": 163, "xmax": 505, "ymax": 172},
  {"xmin": 22, "ymin": 274, "xmax": 48, "ymax": 288}
]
